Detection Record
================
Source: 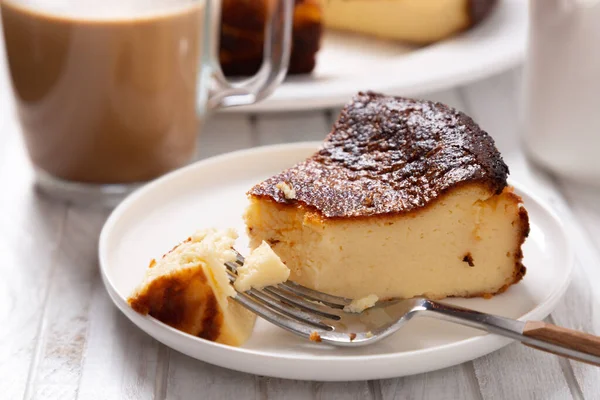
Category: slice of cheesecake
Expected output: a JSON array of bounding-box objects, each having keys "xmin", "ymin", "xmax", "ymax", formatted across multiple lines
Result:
[
  {"xmin": 317, "ymin": 0, "xmax": 497, "ymax": 44},
  {"xmin": 244, "ymin": 92, "xmax": 529, "ymax": 300},
  {"xmin": 128, "ymin": 229, "xmax": 256, "ymax": 346}
]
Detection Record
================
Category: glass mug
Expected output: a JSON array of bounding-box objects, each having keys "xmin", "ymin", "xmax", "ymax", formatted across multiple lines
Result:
[{"xmin": 0, "ymin": 0, "xmax": 293, "ymax": 206}]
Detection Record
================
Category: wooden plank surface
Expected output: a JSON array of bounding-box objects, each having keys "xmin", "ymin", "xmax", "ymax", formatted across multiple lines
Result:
[
  {"xmin": 0, "ymin": 131, "xmax": 68, "ymax": 400},
  {"xmin": 24, "ymin": 208, "xmax": 108, "ymax": 400},
  {"xmin": 198, "ymin": 113, "xmax": 257, "ymax": 160},
  {"xmin": 380, "ymin": 363, "xmax": 482, "ymax": 400},
  {"xmin": 552, "ymin": 182, "xmax": 600, "ymax": 399},
  {"xmin": 254, "ymin": 111, "xmax": 331, "ymax": 144},
  {"xmin": 1, "ymin": 59, "xmax": 599, "ymax": 399},
  {"xmin": 77, "ymin": 283, "xmax": 163, "ymax": 400}
]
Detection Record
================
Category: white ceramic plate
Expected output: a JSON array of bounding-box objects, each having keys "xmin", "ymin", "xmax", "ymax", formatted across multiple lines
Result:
[
  {"xmin": 99, "ymin": 142, "xmax": 573, "ymax": 381},
  {"xmin": 230, "ymin": 0, "xmax": 527, "ymax": 112}
]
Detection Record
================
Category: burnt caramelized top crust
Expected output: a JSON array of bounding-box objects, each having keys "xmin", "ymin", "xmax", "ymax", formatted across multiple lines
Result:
[{"xmin": 249, "ymin": 92, "xmax": 509, "ymax": 218}]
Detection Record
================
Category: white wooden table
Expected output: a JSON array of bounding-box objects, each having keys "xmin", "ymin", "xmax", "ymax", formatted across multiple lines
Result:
[{"xmin": 2, "ymin": 51, "xmax": 600, "ymax": 398}]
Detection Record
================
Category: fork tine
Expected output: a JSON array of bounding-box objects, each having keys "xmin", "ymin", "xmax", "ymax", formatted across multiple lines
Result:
[
  {"xmin": 230, "ymin": 290, "xmax": 320, "ymax": 339},
  {"xmin": 246, "ymin": 290, "xmax": 333, "ymax": 330},
  {"xmin": 235, "ymin": 252, "xmax": 245, "ymax": 266},
  {"xmin": 225, "ymin": 262, "xmax": 341, "ymax": 319},
  {"xmin": 225, "ymin": 268, "xmax": 333, "ymax": 330},
  {"xmin": 278, "ymin": 281, "xmax": 352, "ymax": 309},
  {"xmin": 263, "ymin": 286, "xmax": 341, "ymax": 320},
  {"xmin": 232, "ymin": 251, "xmax": 352, "ymax": 308}
]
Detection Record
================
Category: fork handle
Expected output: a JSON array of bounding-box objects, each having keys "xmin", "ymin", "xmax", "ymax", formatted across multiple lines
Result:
[
  {"xmin": 523, "ymin": 321, "xmax": 600, "ymax": 366},
  {"xmin": 421, "ymin": 299, "xmax": 600, "ymax": 366}
]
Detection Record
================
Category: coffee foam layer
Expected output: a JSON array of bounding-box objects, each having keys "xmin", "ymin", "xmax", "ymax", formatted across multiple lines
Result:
[{"xmin": 4, "ymin": 0, "xmax": 203, "ymax": 20}]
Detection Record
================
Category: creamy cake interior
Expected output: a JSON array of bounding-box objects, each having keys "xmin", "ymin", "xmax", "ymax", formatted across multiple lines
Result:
[
  {"xmin": 318, "ymin": 0, "xmax": 497, "ymax": 44},
  {"xmin": 246, "ymin": 184, "xmax": 527, "ymax": 300}
]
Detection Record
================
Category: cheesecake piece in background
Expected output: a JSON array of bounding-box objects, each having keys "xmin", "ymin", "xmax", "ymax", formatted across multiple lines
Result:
[{"xmin": 318, "ymin": 0, "xmax": 498, "ymax": 44}]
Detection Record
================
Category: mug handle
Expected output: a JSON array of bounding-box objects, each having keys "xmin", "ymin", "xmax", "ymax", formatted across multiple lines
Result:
[{"xmin": 205, "ymin": 0, "xmax": 294, "ymax": 110}]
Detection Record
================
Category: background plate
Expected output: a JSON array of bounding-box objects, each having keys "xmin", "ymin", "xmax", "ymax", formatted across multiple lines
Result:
[
  {"xmin": 229, "ymin": 0, "xmax": 527, "ymax": 112},
  {"xmin": 99, "ymin": 142, "xmax": 572, "ymax": 381}
]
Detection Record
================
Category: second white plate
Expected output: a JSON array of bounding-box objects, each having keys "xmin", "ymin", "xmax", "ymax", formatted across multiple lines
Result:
[
  {"xmin": 99, "ymin": 142, "xmax": 572, "ymax": 381},
  {"xmin": 230, "ymin": 0, "xmax": 527, "ymax": 112}
]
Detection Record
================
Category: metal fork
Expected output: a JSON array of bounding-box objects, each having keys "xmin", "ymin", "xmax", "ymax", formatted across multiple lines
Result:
[{"xmin": 226, "ymin": 253, "xmax": 600, "ymax": 366}]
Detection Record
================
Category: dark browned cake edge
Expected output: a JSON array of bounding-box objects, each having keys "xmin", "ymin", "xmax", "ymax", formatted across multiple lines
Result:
[
  {"xmin": 464, "ymin": 188, "xmax": 529, "ymax": 299},
  {"xmin": 128, "ymin": 266, "xmax": 224, "ymax": 341},
  {"xmin": 127, "ymin": 237, "xmax": 225, "ymax": 341},
  {"xmin": 468, "ymin": 0, "xmax": 499, "ymax": 28},
  {"xmin": 219, "ymin": 0, "xmax": 322, "ymax": 76},
  {"xmin": 249, "ymin": 92, "xmax": 510, "ymax": 219}
]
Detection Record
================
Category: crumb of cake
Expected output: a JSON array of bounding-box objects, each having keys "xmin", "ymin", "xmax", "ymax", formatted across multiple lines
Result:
[
  {"xmin": 309, "ymin": 331, "xmax": 322, "ymax": 342},
  {"xmin": 349, "ymin": 333, "xmax": 356, "ymax": 341},
  {"xmin": 462, "ymin": 253, "xmax": 475, "ymax": 267},
  {"xmin": 366, "ymin": 331, "xmax": 373, "ymax": 338},
  {"xmin": 344, "ymin": 294, "xmax": 379, "ymax": 313},
  {"xmin": 234, "ymin": 241, "xmax": 290, "ymax": 292},
  {"xmin": 276, "ymin": 181, "xmax": 296, "ymax": 200},
  {"xmin": 483, "ymin": 293, "xmax": 493, "ymax": 299},
  {"xmin": 148, "ymin": 259, "xmax": 156, "ymax": 268},
  {"xmin": 362, "ymin": 195, "xmax": 374, "ymax": 207}
]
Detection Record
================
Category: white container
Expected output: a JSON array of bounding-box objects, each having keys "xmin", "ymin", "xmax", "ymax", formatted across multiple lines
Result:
[{"xmin": 523, "ymin": 0, "xmax": 600, "ymax": 186}]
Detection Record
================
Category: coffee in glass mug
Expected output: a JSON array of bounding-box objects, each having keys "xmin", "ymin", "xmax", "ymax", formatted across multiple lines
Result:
[{"xmin": 0, "ymin": 0, "xmax": 293, "ymax": 206}]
